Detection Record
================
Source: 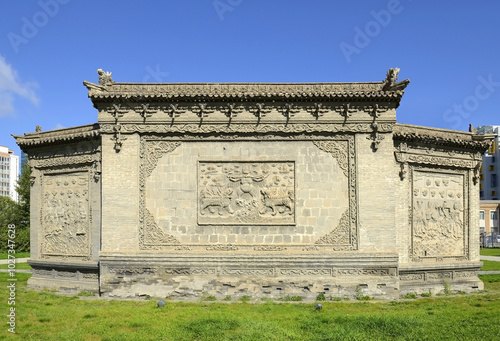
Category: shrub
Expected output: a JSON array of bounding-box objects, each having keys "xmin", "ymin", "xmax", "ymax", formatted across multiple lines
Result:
[
  {"xmin": 356, "ymin": 295, "xmax": 372, "ymax": 301},
  {"xmin": 281, "ymin": 295, "xmax": 303, "ymax": 302},
  {"xmin": 239, "ymin": 295, "xmax": 251, "ymax": 303},
  {"xmin": 316, "ymin": 292, "xmax": 326, "ymax": 301},
  {"xmin": 402, "ymin": 293, "xmax": 417, "ymax": 299},
  {"xmin": 204, "ymin": 295, "xmax": 217, "ymax": 301}
]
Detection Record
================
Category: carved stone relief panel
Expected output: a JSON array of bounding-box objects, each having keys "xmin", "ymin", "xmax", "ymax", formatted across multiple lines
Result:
[
  {"xmin": 411, "ymin": 168, "xmax": 468, "ymax": 261},
  {"xmin": 40, "ymin": 171, "xmax": 91, "ymax": 258},
  {"xmin": 139, "ymin": 136, "xmax": 357, "ymax": 250},
  {"xmin": 198, "ymin": 161, "xmax": 295, "ymax": 225}
]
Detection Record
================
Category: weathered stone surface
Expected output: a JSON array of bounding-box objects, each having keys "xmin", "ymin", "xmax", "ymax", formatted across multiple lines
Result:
[{"xmin": 13, "ymin": 68, "xmax": 489, "ymax": 299}]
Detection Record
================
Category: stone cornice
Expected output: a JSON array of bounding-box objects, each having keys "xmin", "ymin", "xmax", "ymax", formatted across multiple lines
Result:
[
  {"xmin": 83, "ymin": 68, "xmax": 410, "ymax": 107},
  {"xmin": 393, "ymin": 123, "xmax": 491, "ymax": 151},
  {"xmin": 12, "ymin": 124, "xmax": 100, "ymax": 148},
  {"xmin": 84, "ymin": 81, "xmax": 404, "ymax": 103},
  {"xmin": 84, "ymin": 81, "xmax": 406, "ymax": 101}
]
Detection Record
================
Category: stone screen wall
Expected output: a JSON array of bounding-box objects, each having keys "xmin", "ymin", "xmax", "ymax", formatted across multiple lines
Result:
[{"xmin": 15, "ymin": 71, "xmax": 490, "ymax": 299}]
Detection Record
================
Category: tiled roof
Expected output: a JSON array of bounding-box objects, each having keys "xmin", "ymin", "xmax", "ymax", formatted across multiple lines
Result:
[{"xmin": 12, "ymin": 124, "xmax": 100, "ymax": 148}]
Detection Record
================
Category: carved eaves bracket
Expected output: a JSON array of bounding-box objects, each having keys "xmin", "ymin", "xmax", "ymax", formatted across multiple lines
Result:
[
  {"xmin": 367, "ymin": 122, "xmax": 384, "ymax": 152},
  {"xmin": 277, "ymin": 102, "xmax": 300, "ymax": 121},
  {"xmin": 110, "ymin": 104, "xmax": 127, "ymax": 119},
  {"xmin": 220, "ymin": 103, "xmax": 244, "ymax": 119},
  {"xmin": 91, "ymin": 160, "xmax": 101, "ymax": 182},
  {"xmin": 248, "ymin": 103, "xmax": 272, "ymax": 120},
  {"xmin": 166, "ymin": 103, "xmax": 186, "ymax": 119},
  {"xmin": 305, "ymin": 103, "xmax": 329, "ymax": 119},
  {"xmin": 395, "ymin": 142, "xmax": 409, "ymax": 180},
  {"xmin": 365, "ymin": 103, "xmax": 390, "ymax": 119},
  {"xmin": 473, "ymin": 162, "xmax": 481, "ymax": 185},
  {"xmin": 110, "ymin": 124, "xmax": 127, "ymax": 152},
  {"xmin": 137, "ymin": 103, "xmax": 155, "ymax": 119},
  {"xmin": 335, "ymin": 103, "xmax": 357, "ymax": 119},
  {"xmin": 106, "ymin": 103, "xmax": 129, "ymax": 152},
  {"xmin": 192, "ymin": 103, "xmax": 215, "ymax": 118}
]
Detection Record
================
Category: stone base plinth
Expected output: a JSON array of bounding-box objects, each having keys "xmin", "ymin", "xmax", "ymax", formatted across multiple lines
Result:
[
  {"xmin": 27, "ymin": 260, "xmax": 99, "ymax": 294},
  {"xmin": 99, "ymin": 252, "xmax": 400, "ymax": 301},
  {"xmin": 399, "ymin": 263, "xmax": 484, "ymax": 295}
]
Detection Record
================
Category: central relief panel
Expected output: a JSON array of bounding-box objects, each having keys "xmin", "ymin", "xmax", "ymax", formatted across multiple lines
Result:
[
  {"xmin": 198, "ymin": 161, "xmax": 295, "ymax": 225},
  {"xmin": 139, "ymin": 137, "xmax": 356, "ymax": 250}
]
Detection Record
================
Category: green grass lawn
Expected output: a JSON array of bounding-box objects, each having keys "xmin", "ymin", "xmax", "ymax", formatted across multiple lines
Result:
[
  {"xmin": 0, "ymin": 262, "xmax": 31, "ymax": 270},
  {"xmin": 1, "ymin": 273, "xmax": 500, "ymax": 340},
  {"xmin": 480, "ymin": 248, "xmax": 500, "ymax": 257},
  {"xmin": 481, "ymin": 260, "xmax": 500, "ymax": 271},
  {"xmin": 0, "ymin": 251, "xmax": 30, "ymax": 259},
  {"xmin": 480, "ymin": 274, "xmax": 500, "ymax": 291}
]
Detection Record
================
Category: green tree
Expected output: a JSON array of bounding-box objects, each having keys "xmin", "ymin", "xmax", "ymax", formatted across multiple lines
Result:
[
  {"xmin": 0, "ymin": 165, "xmax": 30, "ymax": 251},
  {"xmin": 16, "ymin": 165, "xmax": 31, "ymax": 226},
  {"xmin": 0, "ymin": 196, "xmax": 18, "ymax": 227},
  {"xmin": 0, "ymin": 196, "xmax": 29, "ymax": 251}
]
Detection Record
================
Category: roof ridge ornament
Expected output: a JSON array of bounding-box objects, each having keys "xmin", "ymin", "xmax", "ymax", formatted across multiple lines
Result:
[
  {"xmin": 97, "ymin": 68, "xmax": 115, "ymax": 86},
  {"xmin": 382, "ymin": 68, "xmax": 410, "ymax": 91}
]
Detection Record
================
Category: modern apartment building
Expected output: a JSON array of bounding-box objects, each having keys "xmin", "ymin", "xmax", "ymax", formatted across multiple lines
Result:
[
  {"xmin": 0, "ymin": 145, "xmax": 20, "ymax": 202},
  {"xmin": 477, "ymin": 125, "xmax": 499, "ymax": 200},
  {"xmin": 479, "ymin": 200, "xmax": 500, "ymax": 235}
]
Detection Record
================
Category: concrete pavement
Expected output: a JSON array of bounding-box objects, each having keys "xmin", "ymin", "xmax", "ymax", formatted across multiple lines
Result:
[
  {"xmin": 0, "ymin": 258, "xmax": 29, "ymax": 264},
  {"xmin": 480, "ymin": 255, "xmax": 500, "ymax": 262}
]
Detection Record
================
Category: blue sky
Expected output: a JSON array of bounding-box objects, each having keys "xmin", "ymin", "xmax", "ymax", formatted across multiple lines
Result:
[{"xmin": 1, "ymin": 0, "xmax": 499, "ymax": 160}]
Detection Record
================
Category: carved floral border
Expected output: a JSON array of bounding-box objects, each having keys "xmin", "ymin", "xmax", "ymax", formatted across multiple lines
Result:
[
  {"xmin": 101, "ymin": 123, "xmax": 394, "ymax": 135},
  {"xmin": 138, "ymin": 134, "xmax": 358, "ymax": 251}
]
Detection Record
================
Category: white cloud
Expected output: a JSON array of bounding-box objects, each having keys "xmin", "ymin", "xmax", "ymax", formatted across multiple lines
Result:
[
  {"xmin": 53, "ymin": 123, "xmax": 66, "ymax": 130},
  {"xmin": 0, "ymin": 55, "xmax": 39, "ymax": 117}
]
